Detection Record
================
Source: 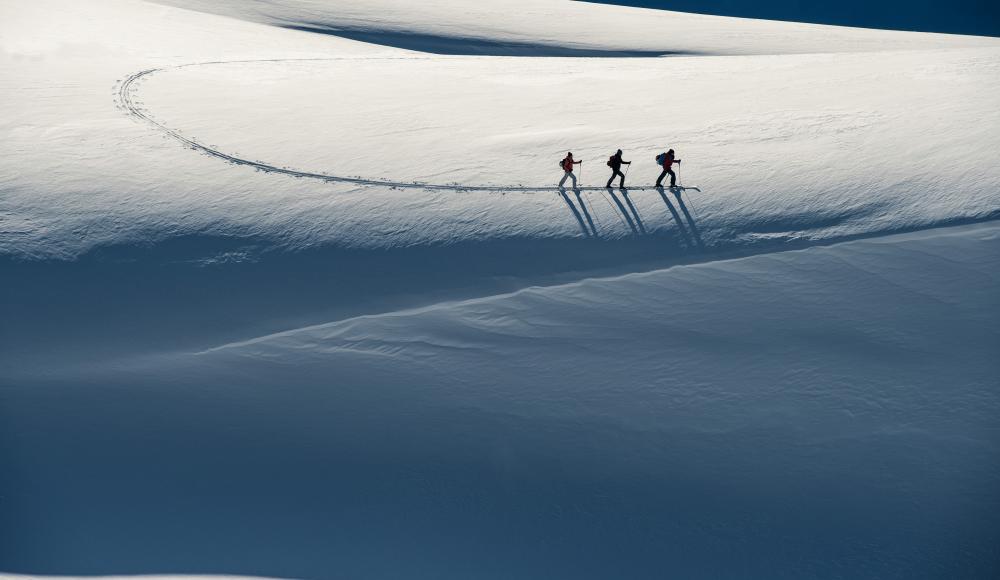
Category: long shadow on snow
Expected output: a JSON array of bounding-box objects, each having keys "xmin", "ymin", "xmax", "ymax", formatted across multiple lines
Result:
[
  {"xmin": 621, "ymin": 188, "xmax": 648, "ymax": 235},
  {"xmin": 575, "ymin": 190, "xmax": 601, "ymax": 238},
  {"xmin": 282, "ymin": 23, "xmax": 690, "ymax": 57},
  {"xmin": 672, "ymin": 188, "xmax": 706, "ymax": 249},
  {"xmin": 605, "ymin": 189, "xmax": 640, "ymax": 236},
  {"xmin": 560, "ymin": 191, "xmax": 592, "ymax": 238},
  {"xmin": 657, "ymin": 187, "xmax": 696, "ymax": 249}
]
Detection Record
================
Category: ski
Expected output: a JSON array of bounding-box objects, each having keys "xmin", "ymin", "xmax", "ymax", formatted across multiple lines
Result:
[{"xmin": 557, "ymin": 186, "xmax": 700, "ymax": 192}]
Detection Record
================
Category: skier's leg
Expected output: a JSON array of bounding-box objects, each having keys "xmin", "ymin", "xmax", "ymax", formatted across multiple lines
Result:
[
  {"xmin": 655, "ymin": 168, "xmax": 667, "ymax": 187},
  {"xmin": 668, "ymin": 169, "xmax": 676, "ymax": 187},
  {"xmin": 606, "ymin": 171, "xmax": 614, "ymax": 188},
  {"xmin": 559, "ymin": 172, "xmax": 569, "ymax": 187},
  {"xmin": 570, "ymin": 171, "xmax": 578, "ymax": 189},
  {"xmin": 618, "ymin": 169, "xmax": 626, "ymax": 188}
]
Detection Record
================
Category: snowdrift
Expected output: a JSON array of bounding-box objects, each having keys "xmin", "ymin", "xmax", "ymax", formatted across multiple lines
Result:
[{"xmin": 6, "ymin": 224, "xmax": 999, "ymax": 577}]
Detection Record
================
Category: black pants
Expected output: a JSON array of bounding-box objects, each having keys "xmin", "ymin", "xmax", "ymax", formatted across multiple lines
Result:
[
  {"xmin": 656, "ymin": 168, "xmax": 675, "ymax": 187},
  {"xmin": 606, "ymin": 167, "xmax": 625, "ymax": 188}
]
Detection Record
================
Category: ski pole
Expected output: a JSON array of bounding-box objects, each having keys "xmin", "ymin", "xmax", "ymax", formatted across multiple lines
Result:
[
  {"xmin": 677, "ymin": 162, "xmax": 702, "ymax": 221},
  {"xmin": 599, "ymin": 188, "xmax": 629, "ymax": 230}
]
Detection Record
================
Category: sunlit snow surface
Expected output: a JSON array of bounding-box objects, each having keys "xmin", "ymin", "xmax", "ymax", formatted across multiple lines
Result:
[{"xmin": 1, "ymin": 0, "xmax": 999, "ymax": 577}]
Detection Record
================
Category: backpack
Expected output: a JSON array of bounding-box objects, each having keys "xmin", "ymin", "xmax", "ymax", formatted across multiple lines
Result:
[
  {"xmin": 655, "ymin": 153, "xmax": 666, "ymax": 165},
  {"xmin": 607, "ymin": 155, "xmax": 615, "ymax": 167},
  {"xmin": 559, "ymin": 158, "xmax": 566, "ymax": 169}
]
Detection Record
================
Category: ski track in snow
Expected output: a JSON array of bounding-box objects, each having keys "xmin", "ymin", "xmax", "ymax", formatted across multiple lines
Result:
[
  {"xmin": 115, "ymin": 60, "xmax": 1000, "ymax": 253},
  {"xmin": 116, "ymin": 59, "xmax": 699, "ymax": 194}
]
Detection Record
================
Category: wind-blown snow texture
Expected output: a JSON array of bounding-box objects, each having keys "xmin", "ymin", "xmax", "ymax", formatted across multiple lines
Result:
[
  {"xmin": 5, "ymin": 224, "xmax": 1000, "ymax": 578},
  {"xmin": 2, "ymin": 0, "xmax": 999, "ymax": 577}
]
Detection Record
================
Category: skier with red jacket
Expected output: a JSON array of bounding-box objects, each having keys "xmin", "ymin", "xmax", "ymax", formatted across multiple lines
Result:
[
  {"xmin": 558, "ymin": 152, "xmax": 582, "ymax": 189},
  {"xmin": 655, "ymin": 149, "xmax": 681, "ymax": 188}
]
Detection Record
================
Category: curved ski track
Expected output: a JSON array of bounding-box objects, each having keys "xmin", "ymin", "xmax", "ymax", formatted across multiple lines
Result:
[
  {"xmin": 115, "ymin": 59, "xmax": 998, "ymax": 243},
  {"xmin": 116, "ymin": 59, "xmax": 696, "ymax": 194}
]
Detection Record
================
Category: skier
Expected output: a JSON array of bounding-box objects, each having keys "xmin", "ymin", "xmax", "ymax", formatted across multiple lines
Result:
[
  {"xmin": 655, "ymin": 149, "xmax": 681, "ymax": 188},
  {"xmin": 605, "ymin": 149, "xmax": 631, "ymax": 189},
  {"xmin": 559, "ymin": 152, "xmax": 582, "ymax": 189}
]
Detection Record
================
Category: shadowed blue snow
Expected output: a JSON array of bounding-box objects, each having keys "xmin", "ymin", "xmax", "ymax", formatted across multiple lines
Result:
[
  {"xmin": 281, "ymin": 23, "xmax": 688, "ymax": 56},
  {"xmin": 2, "ymin": 224, "xmax": 998, "ymax": 578}
]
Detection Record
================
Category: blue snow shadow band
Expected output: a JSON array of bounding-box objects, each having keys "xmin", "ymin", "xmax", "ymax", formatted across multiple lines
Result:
[{"xmin": 281, "ymin": 23, "xmax": 696, "ymax": 57}]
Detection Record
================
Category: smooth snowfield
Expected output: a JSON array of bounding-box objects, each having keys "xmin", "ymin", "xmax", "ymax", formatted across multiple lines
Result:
[
  {"xmin": 2, "ymin": 0, "xmax": 999, "ymax": 577},
  {"xmin": 5, "ymin": 224, "xmax": 999, "ymax": 578}
]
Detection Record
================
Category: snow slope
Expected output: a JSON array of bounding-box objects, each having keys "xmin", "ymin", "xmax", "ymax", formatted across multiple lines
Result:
[
  {"xmin": 5, "ymin": 224, "xmax": 998, "ymax": 577},
  {"xmin": 2, "ymin": 0, "xmax": 999, "ymax": 577},
  {"xmin": 3, "ymin": 0, "xmax": 999, "ymax": 367},
  {"xmin": 2, "ymin": 0, "xmax": 999, "ymax": 261},
  {"xmin": 153, "ymin": 0, "xmax": 1000, "ymax": 56}
]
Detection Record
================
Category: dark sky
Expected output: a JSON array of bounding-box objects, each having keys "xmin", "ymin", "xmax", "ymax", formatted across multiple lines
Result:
[{"xmin": 580, "ymin": 0, "xmax": 1000, "ymax": 37}]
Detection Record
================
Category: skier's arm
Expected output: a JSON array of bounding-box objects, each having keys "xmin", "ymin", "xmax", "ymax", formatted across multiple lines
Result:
[{"xmin": 575, "ymin": 160, "xmax": 582, "ymax": 164}]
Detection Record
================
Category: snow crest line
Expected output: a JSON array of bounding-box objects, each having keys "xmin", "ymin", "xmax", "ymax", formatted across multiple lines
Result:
[
  {"xmin": 197, "ymin": 220, "xmax": 1000, "ymax": 355},
  {"xmin": 115, "ymin": 59, "xmax": 693, "ymax": 194}
]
